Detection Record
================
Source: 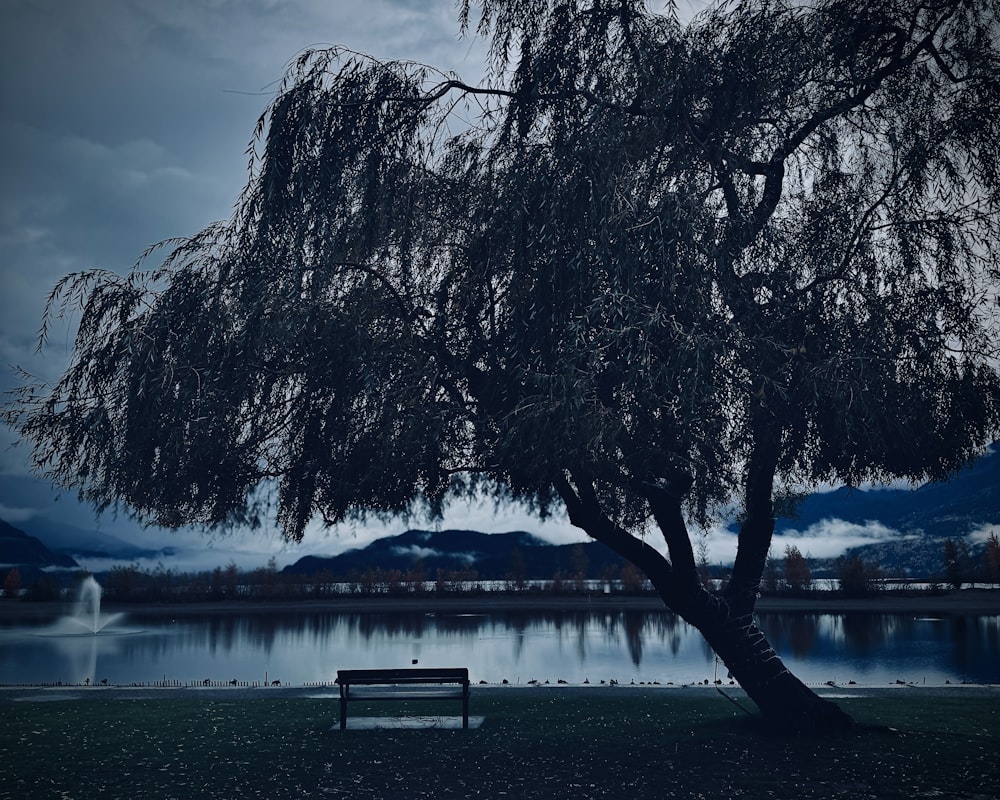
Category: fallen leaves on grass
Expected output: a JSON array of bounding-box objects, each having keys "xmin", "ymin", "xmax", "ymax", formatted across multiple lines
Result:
[{"xmin": 1, "ymin": 694, "xmax": 997, "ymax": 799}]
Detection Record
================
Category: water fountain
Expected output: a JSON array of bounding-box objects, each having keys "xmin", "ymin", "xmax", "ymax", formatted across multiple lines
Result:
[
  {"xmin": 1, "ymin": 576, "xmax": 140, "ymax": 685},
  {"xmin": 43, "ymin": 575, "xmax": 126, "ymax": 636},
  {"xmin": 74, "ymin": 575, "xmax": 122, "ymax": 634}
]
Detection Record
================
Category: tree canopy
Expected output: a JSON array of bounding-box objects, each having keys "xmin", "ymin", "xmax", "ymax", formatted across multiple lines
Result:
[{"xmin": 7, "ymin": 0, "xmax": 1000, "ymax": 728}]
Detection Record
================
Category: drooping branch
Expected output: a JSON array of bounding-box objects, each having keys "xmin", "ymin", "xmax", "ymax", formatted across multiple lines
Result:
[
  {"xmin": 776, "ymin": 9, "xmax": 960, "ymax": 164},
  {"xmin": 325, "ymin": 261, "xmax": 430, "ymax": 326}
]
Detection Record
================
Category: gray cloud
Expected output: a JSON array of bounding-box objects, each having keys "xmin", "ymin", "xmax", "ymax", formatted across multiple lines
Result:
[
  {"xmin": 0, "ymin": 1, "xmax": 495, "ymax": 570},
  {"xmin": 0, "ymin": 503, "xmax": 39, "ymax": 524},
  {"xmin": 1, "ymin": 0, "xmax": 960, "ymax": 574},
  {"xmin": 703, "ymin": 520, "xmax": 918, "ymax": 565}
]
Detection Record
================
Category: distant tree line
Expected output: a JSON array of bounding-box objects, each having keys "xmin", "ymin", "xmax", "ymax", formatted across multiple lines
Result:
[
  {"xmin": 760, "ymin": 533, "xmax": 1000, "ymax": 597},
  {"xmin": 8, "ymin": 553, "xmax": 640, "ymax": 603},
  {"xmin": 1, "ymin": 568, "xmax": 65, "ymax": 602},
  {"xmin": 4, "ymin": 533, "xmax": 997, "ymax": 603},
  {"xmin": 92, "ymin": 556, "xmax": 654, "ymax": 603}
]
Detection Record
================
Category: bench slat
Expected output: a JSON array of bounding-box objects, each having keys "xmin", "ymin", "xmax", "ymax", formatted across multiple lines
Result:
[{"xmin": 337, "ymin": 668, "xmax": 468, "ymax": 684}]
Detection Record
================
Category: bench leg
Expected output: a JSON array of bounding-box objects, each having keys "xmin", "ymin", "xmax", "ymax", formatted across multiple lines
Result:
[
  {"xmin": 462, "ymin": 693, "xmax": 469, "ymax": 729},
  {"xmin": 339, "ymin": 696, "xmax": 347, "ymax": 731}
]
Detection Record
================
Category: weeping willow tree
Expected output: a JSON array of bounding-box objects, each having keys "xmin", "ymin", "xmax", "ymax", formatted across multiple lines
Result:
[{"xmin": 7, "ymin": 0, "xmax": 1000, "ymax": 730}]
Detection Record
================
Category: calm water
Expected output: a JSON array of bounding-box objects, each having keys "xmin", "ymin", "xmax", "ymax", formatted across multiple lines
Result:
[{"xmin": 1, "ymin": 609, "xmax": 997, "ymax": 687}]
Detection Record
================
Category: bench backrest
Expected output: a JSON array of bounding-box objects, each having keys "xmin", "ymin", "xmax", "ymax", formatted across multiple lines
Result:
[{"xmin": 336, "ymin": 667, "xmax": 468, "ymax": 685}]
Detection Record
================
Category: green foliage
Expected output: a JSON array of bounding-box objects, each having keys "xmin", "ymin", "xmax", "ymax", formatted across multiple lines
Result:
[
  {"xmin": 942, "ymin": 537, "xmax": 972, "ymax": 589},
  {"xmin": 762, "ymin": 551, "xmax": 781, "ymax": 594},
  {"xmin": 25, "ymin": 575, "xmax": 61, "ymax": 602},
  {"xmin": 2, "ymin": 568, "xmax": 21, "ymax": 598},
  {"xmin": 984, "ymin": 532, "xmax": 1000, "ymax": 583}
]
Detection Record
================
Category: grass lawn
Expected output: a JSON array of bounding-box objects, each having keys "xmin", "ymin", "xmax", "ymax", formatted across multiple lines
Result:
[{"xmin": 3, "ymin": 691, "xmax": 997, "ymax": 799}]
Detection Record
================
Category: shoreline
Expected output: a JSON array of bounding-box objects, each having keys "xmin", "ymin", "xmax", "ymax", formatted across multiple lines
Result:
[
  {"xmin": 1, "ymin": 588, "xmax": 997, "ymax": 621},
  {"xmin": 2, "ymin": 682, "xmax": 998, "ymax": 705}
]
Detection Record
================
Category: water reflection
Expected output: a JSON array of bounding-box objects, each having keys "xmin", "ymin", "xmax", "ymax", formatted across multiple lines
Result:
[
  {"xmin": 1, "ymin": 609, "xmax": 996, "ymax": 687},
  {"xmin": 757, "ymin": 612, "xmax": 1000, "ymax": 685}
]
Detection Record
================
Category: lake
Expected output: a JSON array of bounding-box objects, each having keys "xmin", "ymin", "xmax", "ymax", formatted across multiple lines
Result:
[{"xmin": 1, "ymin": 606, "xmax": 997, "ymax": 688}]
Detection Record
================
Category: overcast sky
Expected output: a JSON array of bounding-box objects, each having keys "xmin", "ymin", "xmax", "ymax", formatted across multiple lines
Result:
[
  {"xmin": 0, "ymin": 0, "xmax": 960, "ymax": 574},
  {"xmin": 0, "ymin": 0, "xmax": 610, "ymax": 571}
]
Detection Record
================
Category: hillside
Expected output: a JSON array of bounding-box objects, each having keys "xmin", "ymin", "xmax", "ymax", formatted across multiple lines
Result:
[
  {"xmin": 773, "ymin": 446, "xmax": 999, "ymax": 538},
  {"xmin": 3, "ymin": 446, "xmax": 996, "ymax": 580},
  {"xmin": 0, "ymin": 474, "xmax": 172, "ymax": 563},
  {"xmin": 288, "ymin": 448, "xmax": 999, "ymax": 580},
  {"xmin": 769, "ymin": 446, "xmax": 999, "ymax": 576},
  {"xmin": 0, "ymin": 519, "xmax": 79, "ymax": 573},
  {"xmin": 283, "ymin": 529, "xmax": 628, "ymax": 581}
]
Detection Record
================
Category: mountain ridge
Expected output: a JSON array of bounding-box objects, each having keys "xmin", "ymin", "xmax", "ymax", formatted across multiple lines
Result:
[
  {"xmin": 287, "ymin": 449, "xmax": 999, "ymax": 579},
  {"xmin": 773, "ymin": 446, "xmax": 998, "ymax": 538},
  {"xmin": 2, "ymin": 447, "xmax": 996, "ymax": 578},
  {"xmin": 282, "ymin": 529, "xmax": 627, "ymax": 581},
  {"xmin": 0, "ymin": 518, "xmax": 79, "ymax": 572}
]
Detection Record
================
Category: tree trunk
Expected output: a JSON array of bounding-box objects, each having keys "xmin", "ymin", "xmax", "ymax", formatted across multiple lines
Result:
[
  {"xmin": 668, "ymin": 587, "xmax": 853, "ymax": 731},
  {"xmin": 555, "ymin": 471, "xmax": 853, "ymax": 732}
]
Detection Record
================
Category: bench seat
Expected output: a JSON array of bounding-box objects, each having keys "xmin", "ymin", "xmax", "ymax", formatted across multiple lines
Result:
[
  {"xmin": 345, "ymin": 686, "xmax": 468, "ymax": 700},
  {"xmin": 336, "ymin": 667, "xmax": 470, "ymax": 730}
]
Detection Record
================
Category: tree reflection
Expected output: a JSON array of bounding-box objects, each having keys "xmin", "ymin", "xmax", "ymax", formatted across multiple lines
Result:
[
  {"xmin": 840, "ymin": 613, "xmax": 894, "ymax": 655},
  {"xmin": 623, "ymin": 611, "xmax": 645, "ymax": 667},
  {"xmin": 6, "ymin": 609, "xmax": 993, "ymax": 687},
  {"xmin": 758, "ymin": 614, "xmax": 821, "ymax": 659}
]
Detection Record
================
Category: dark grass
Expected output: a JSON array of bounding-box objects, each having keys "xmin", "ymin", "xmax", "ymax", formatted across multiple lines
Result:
[{"xmin": 3, "ymin": 692, "xmax": 998, "ymax": 799}]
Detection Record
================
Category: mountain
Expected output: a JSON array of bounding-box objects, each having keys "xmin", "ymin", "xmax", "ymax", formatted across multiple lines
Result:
[
  {"xmin": 283, "ymin": 529, "xmax": 627, "ymax": 580},
  {"xmin": 21, "ymin": 517, "xmax": 175, "ymax": 562},
  {"xmin": 289, "ymin": 449, "xmax": 999, "ymax": 581},
  {"xmin": 0, "ymin": 518, "xmax": 79, "ymax": 571},
  {"xmin": 0, "ymin": 473, "xmax": 172, "ymax": 562},
  {"xmin": 774, "ymin": 446, "xmax": 999, "ymax": 538},
  {"xmin": 3, "ymin": 446, "xmax": 996, "ymax": 580},
  {"xmin": 765, "ymin": 446, "xmax": 999, "ymax": 576}
]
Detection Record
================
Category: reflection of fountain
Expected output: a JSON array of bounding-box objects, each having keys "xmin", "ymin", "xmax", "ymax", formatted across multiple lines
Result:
[{"xmin": 42, "ymin": 576, "xmax": 127, "ymax": 636}]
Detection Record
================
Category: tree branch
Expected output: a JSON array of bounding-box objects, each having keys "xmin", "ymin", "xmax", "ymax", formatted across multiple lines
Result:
[
  {"xmin": 632, "ymin": 474, "xmax": 700, "ymax": 588},
  {"xmin": 553, "ymin": 471, "xmax": 674, "ymax": 587},
  {"xmin": 713, "ymin": 9, "xmax": 958, "ymax": 314}
]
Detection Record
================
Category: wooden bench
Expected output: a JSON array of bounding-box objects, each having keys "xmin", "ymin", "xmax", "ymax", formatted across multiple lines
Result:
[{"xmin": 335, "ymin": 667, "xmax": 471, "ymax": 730}]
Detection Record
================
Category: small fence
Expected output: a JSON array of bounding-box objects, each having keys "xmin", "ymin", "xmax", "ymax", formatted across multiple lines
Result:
[{"xmin": 0, "ymin": 678, "xmax": 340, "ymax": 689}]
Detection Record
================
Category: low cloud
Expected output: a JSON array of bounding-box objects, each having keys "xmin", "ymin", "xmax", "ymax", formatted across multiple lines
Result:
[
  {"xmin": 392, "ymin": 545, "xmax": 440, "ymax": 561},
  {"xmin": 0, "ymin": 503, "xmax": 38, "ymax": 524},
  {"xmin": 72, "ymin": 545, "xmax": 283, "ymax": 576},
  {"xmin": 968, "ymin": 524, "xmax": 999, "ymax": 545},
  {"xmin": 390, "ymin": 545, "xmax": 480, "ymax": 565},
  {"xmin": 703, "ymin": 519, "xmax": 915, "ymax": 565},
  {"xmin": 296, "ymin": 492, "xmax": 588, "ymax": 559}
]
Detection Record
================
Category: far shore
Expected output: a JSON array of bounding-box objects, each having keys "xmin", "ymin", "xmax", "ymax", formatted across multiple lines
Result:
[{"xmin": 1, "ymin": 588, "xmax": 997, "ymax": 622}]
